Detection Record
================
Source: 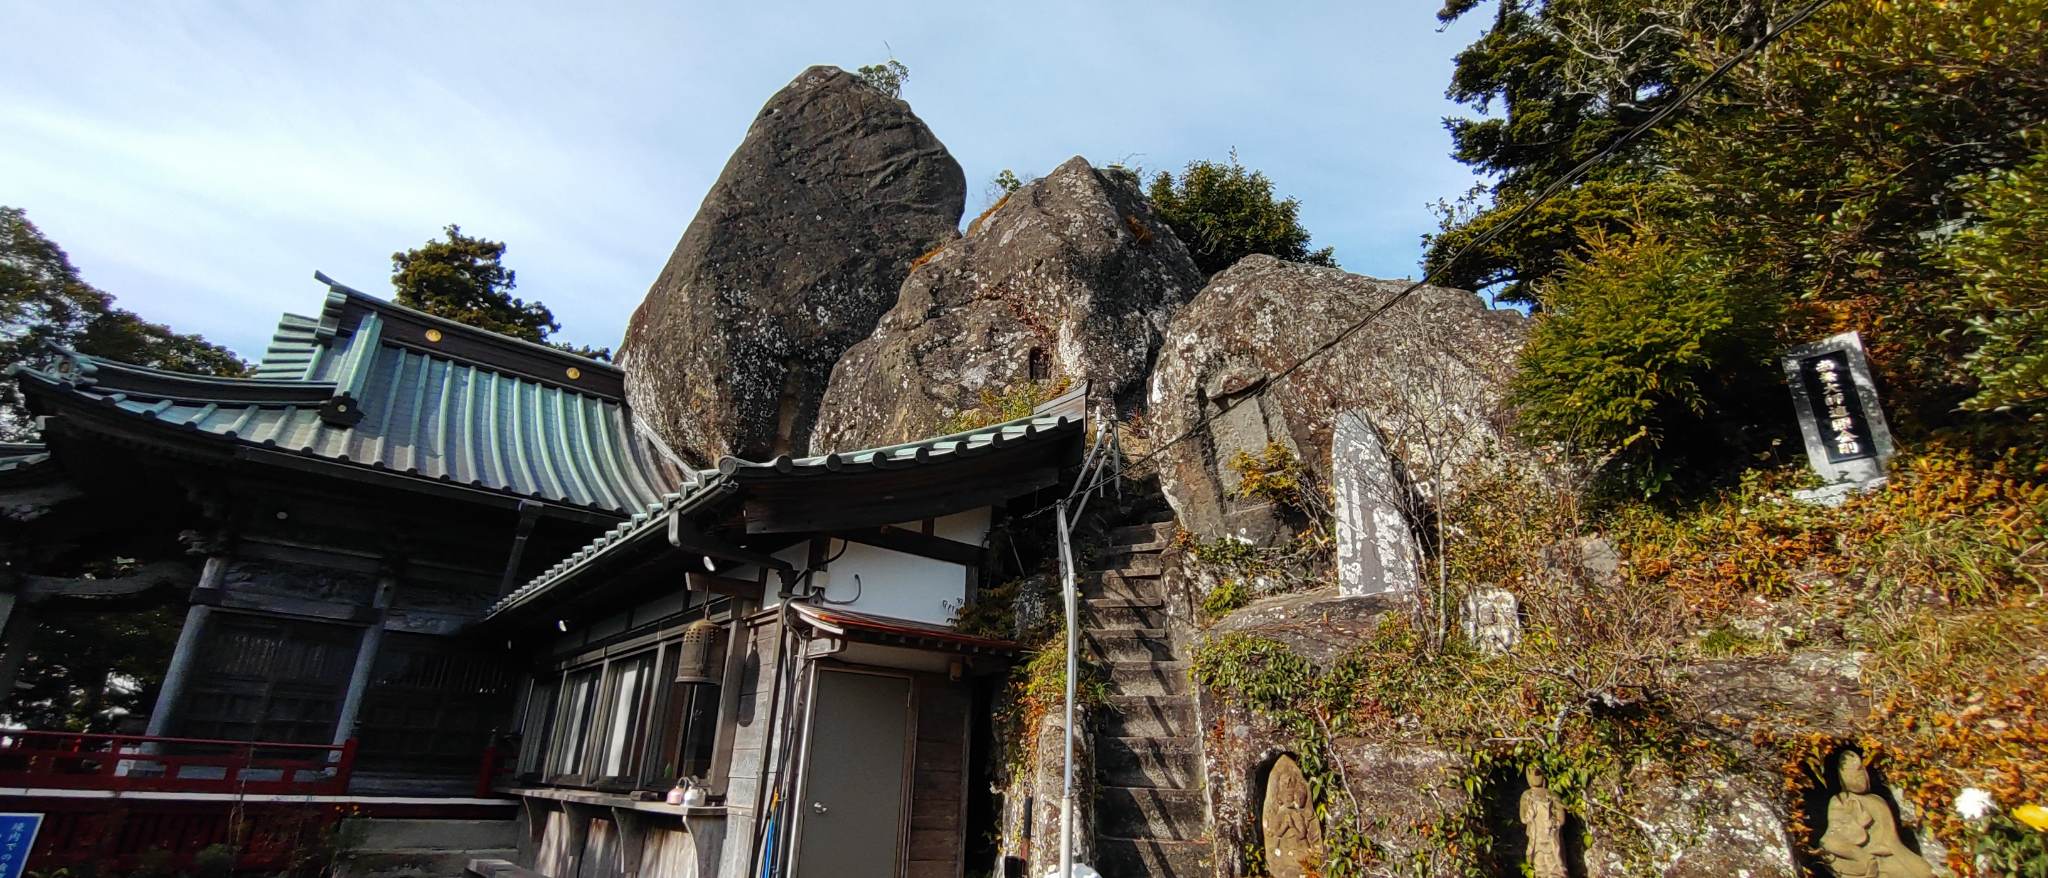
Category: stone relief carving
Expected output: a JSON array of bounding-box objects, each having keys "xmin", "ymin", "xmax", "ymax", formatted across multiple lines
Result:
[
  {"xmin": 1519, "ymin": 765, "xmax": 1569, "ymax": 878},
  {"xmin": 1819, "ymin": 751, "xmax": 1932, "ymax": 878},
  {"xmin": 1461, "ymin": 585, "xmax": 1521, "ymax": 654},
  {"xmin": 1262, "ymin": 753, "xmax": 1321, "ymax": 878}
]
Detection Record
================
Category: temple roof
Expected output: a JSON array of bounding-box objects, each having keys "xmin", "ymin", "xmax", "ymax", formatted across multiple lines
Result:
[
  {"xmin": 11, "ymin": 275, "xmax": 689, "ymax": 518},
  {"xmin": 482, "ymin": 385, "xmax": 1089, "ymax": 624},
  {"xmin": 0, "ymin": 442, "xmax": 50, "ymax": 474}
]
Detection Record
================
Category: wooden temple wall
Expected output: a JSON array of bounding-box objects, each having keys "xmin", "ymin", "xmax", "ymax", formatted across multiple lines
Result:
[{"xmin": 151, "ymin": 532, "xmax": 516, "ymax": 793}]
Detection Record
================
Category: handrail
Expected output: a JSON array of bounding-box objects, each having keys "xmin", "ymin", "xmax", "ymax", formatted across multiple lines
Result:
[
  {"xmin": 0, "ymin": 729, "xmax": 357, "ymax": 795},
  {"xmin": 1055, "ymin": 412, "xmax": 1118, "ymax": 877},
  {"xmin": 0, "ymin": 729, "xmax": 348, "ymax": 752}
]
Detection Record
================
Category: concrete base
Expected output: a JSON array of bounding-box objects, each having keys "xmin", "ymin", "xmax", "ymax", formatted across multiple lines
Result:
[{"xmin": 335, "ymin": 817, "xmax": 521, "ymax": 878}]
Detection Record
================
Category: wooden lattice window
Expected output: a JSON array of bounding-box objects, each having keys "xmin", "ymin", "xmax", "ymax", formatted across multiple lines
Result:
[
  {"xmin": 356, "ymin": 633, "xmax": 516, "ymax": 774},
  {"xmin": 176, "ymin": 612, "xmax": 361, "ymax": 745}
]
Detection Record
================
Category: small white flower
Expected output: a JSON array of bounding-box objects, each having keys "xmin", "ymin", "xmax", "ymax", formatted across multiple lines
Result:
[{"xmin": 1955, "ymin": 787, "xmax": 1996, "ymax": 820}]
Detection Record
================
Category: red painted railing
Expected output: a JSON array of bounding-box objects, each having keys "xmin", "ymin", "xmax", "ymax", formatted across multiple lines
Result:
[{"xmin": 0, "ymin": 730, "xmax": 356, "ymax": 795}]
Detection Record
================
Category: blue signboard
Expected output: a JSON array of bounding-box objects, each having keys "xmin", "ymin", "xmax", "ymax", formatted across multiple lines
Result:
[{"xmin": 0, "ymin": 813, "xmax": 42, "ymax": 878}]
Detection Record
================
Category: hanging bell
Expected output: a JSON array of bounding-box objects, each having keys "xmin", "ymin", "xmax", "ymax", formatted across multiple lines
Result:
[{"xmin": 674, "ymin": 617, "xmax": 724, "ymax": 685}]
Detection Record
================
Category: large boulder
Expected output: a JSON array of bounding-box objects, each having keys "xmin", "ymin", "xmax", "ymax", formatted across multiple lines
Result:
[
  {"xmin": 617, "ymin": 65, "xmax": 966, "ymax": 465},
  {"xmin": 1148, "ymin": 257, "xmax": 1526, "ymax": 551},
  {"xmin": 811, "ymin": 156, "xmax": 1202, "ymax": 452}
]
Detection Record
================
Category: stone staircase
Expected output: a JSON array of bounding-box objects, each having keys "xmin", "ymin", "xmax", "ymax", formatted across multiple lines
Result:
[{"xmin": 1084, "ymin": 518, "xmax": 1213, "ymax": 876}]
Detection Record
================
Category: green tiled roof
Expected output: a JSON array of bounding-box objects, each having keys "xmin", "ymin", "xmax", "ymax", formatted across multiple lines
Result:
[
  {"xmin": 0, "ymin": 442, "xmax": 49, "ymax": 474},
  {"xmin": 250, "ymin": 313, "xmax": 325, "ymax": 380},
  {"xmin": 483, "ymin": 385, "xmax": 1088, "ymax": 622},
  {"xmin": 12, "ymin": 277, "xmax": 687, "ymax": 517}
]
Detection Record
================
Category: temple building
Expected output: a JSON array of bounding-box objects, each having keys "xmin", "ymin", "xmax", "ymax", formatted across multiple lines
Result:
[{"xmin": 0, "ymin": 274, "xmax": 1086, "ymax": 878}]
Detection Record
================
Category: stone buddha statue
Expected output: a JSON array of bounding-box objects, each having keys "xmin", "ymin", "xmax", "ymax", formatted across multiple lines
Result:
[
  {"xmin": 1819, "ymin": 751, "xmax": 1932, "ymax": 878},
  {"xmin": 1262, "ymin": 754, "xmax": 1321, "ymax": 878},
  {"xmin": 1519, "ymin": 765, "xmax": 1569, "ymax": 878}
]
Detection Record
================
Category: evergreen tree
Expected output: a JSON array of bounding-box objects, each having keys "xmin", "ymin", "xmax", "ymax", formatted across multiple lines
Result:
[
  {"xmin": 1147, "ymin": 153, "xmax": 1336, "ymax": 276},
  {"xmin": 0, "ymin": 206, "xmax": 245, "ymax": 438},
  {"xmin": 391, "ymin": 224, "xmax": 559, "ymax": 343},
  {"xmin": 1424, "ymin": 0, "xmax": 1769, "ymax": 304}
]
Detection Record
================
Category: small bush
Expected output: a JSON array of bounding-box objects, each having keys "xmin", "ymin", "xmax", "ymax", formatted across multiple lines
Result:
[
  {"xmin": 1942, "ymin": 145, "xmax": 2048, "ymax": 418},
  {"xmin": 935, "ymin": 377, "xmax": 1070, "ymax": 435},
  {"xmin": 1510, "ymin": 229, "xmax": 1781, "ymax": 496},
  {"xmin": 1199, "ymin": 577, "xmax": 1251, "ymax": 622}
]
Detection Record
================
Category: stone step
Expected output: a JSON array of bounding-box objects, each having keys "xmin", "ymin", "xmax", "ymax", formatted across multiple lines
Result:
[
  {"xmin": 1095, "ymin": 835, "xmax": 1213, "ymax": 877},
  {"xmin": 1082, "ymin": 570, "xmax": 1166, "ymax": 602},
  {"xmin": 1088, "ymin": 598, "xmax": 1168, "ymax": 629},
  {"xmin": 340, "ymin": 849, "xmax": 521, "ymax": 878},
  {"xmin": 1100, "ymin": 695, "xmax": 1198, "ymax": 738},
  {"xmin": 1088, "ymin": 558, "xmax": 1163, "ymax": 579},
  {"xmin": 348, "ymin": 817, "xmax": 520, "ymax": 852},
  {"xmin": 1096, "ymin": 735, "xmax": 1204, "ymax": 789},
  {"xmin": 1096, "ymin": 785, "xmax": 1208, "ymax": 841},
  {"xmin": 1110, "ymin": 521, "xmax": 1177, "ymax": 547},
  {"xmin": 465, "ymin": 859, "xmax": 546, "ymax": 878},
  {"xmin": 1107, "ymin": 661, "xmax": 1190, "ymax": 697},
  {"xmin": 1085, "ymin": 629, "xmax": 1178, "ymax": 662}
]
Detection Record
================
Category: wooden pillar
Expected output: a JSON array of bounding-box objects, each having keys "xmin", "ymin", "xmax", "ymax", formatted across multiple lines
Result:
[
  {"xmin": 141, "ymin": 548, "xmax": 233, "ymax": 740},
  {"xmin": 332, "ymin": 572, "xmax": 397, "ymax": 748}
]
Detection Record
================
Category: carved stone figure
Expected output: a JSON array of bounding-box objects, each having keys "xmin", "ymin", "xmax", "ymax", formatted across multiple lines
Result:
[
  {"xmin": 1519, "ymin": 766, "xmax": 1568, "ymax": 878},
  {"xmin": 1261, "ymin": 754, "xmax": 1321, "ymax": 878},
  {"xmin": 1819, "ymin": 751, "xmax": 1932, "ymax": 878}
]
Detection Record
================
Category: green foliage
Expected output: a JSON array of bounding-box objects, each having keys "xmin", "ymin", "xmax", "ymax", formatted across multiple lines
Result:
[
  {"xmin": 1442, "ymin": 0, "xmax": 2048, "ymax": 481},
  {"xmin": 951, "ymin": 575, "xmax": 1057, "ymax": 642},
  {"xmin": 1198, "ymin": 577, "xmax": 1251, "ymax": 623},
  {"xmin": 390, "ymin": 224, "xmax": 564, "ymax": 345},
  {"xmin": 1969, "ymin": 812, "xmax": 2048, "ymax": 877},
  {"xmin": 992, "ymin": 169, "xmax": 1024, "ymax": 194},
  {"xmin": 934, "ymin": 377, "xmax": 1070, "ymax": 435},
  {"xmin": 1664, "ymin": 0, "xmax": 2048, "ymax": 426},
  {"xmin": 856, "ymin": 58, "xmax": 909, "ymax": 98},
  {"xmin": 192, "ymin": 843, "xmax": 237, "ymax": 878},
  {"xmin": 0, "ymin": 206, "xmax": 246, "ymax": 437},
  {"xmin": 13, "ymin": 600, "xmax": 183, "ymax": 731},
  {"xmin": 1226, "ymin": 442, "xmax": 1311, "ymax": 510},
  {"xmin": 992, "ymin": 628, "xmax": 1107, "ymax": 783},
  {"xmin": 1942, "ymin": 146, "xmax": 2048, "ymax": 417},
  {"xmin": 1146, "ymin": 152, "xmax": 1337, "ymax": 276},
  {"xmin": 1510, "ymin": 229, "xmax": 1779, "ymax": 495},
  {"xmin": 1426, "ymin": 0, "xmax": 1764, "ymax": 303}
]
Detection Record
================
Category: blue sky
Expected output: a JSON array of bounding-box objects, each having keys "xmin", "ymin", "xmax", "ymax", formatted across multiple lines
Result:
[{"xmin": 1, "ymin": 2, "xmax": 1490, "ymax": 359}]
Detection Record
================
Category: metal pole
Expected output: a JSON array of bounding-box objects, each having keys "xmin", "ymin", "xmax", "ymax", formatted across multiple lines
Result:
[{"xmin": 1055, "ymin": 500, "xmax": 1078, "ymax": 878}]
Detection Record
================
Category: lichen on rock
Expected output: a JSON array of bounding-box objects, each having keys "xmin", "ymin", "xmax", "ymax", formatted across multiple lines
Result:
[
  {"xmin": 812, "ymin": 156, "xmax": 1202, "ymax": 452},
  {"xmin": 1148, "ymin": 256, "xmax": 1527, "ymax": 556},
  {"xmin": 617, "ymin": 65, "xmax": 966, "ymax": 465}
]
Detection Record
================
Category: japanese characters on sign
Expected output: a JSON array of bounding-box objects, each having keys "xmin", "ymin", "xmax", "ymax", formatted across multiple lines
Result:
[
  {"xmin": 1797, "ymin": 350, "xmax": 1877, "ymax": 463},
  {"xmin": 1782, "ymin": 331, "xmax": 1895, "ymax": 490},
  {"xmin": 0, "ymin": 813, "xmax": 42, "ymax": 878}
]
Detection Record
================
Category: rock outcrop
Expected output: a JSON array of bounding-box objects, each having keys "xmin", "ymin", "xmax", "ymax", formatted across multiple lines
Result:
[
  {"xmin": 1148, "ymin": 256, "xmax": 1526, "ymax": 546},
  {"xmin": 1192, "ymin": 592, "xmax": 1853, "ymax": 878},
  {"xmin": 812, "ymin": 156, "xmax": 1201, "ymax": 452},
  {"xmin": 617, "ymin": 65, "xmax": 966, "ymax": 465}
]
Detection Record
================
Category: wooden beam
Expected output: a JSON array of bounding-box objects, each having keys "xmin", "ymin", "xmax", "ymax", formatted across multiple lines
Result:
[
  {"xmin": 832, "ymin": 526, "xmax": 983, "ymax": 567},
  {"xmin": 685, "ymin": 572, "xmax": 765, "ymax": 601},
  {"xmin": 743, "ymin": 465, "xmax": 1059, "ymax": 533},
  {"xmin": 669, "ymin": 515, "xmax": 790, "ymax": 570},
  {"xmin": 21, "ymin": 561, "xmax": 196, "ymax": 602}
]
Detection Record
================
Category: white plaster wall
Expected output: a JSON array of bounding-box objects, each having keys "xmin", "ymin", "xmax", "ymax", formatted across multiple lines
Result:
[
  {"xmin": 741, "ymin": 508, "xmax": 991, "ymax": 627},
  {"xmin": 805, "ymin": 507, "xmax": 989, "ymax": 626}
]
